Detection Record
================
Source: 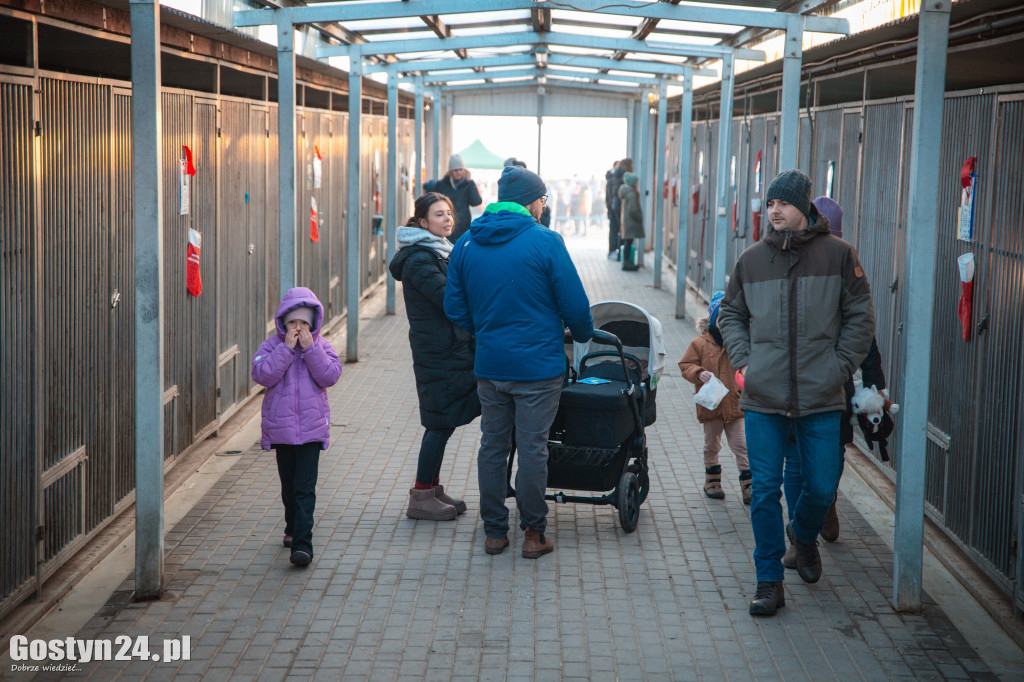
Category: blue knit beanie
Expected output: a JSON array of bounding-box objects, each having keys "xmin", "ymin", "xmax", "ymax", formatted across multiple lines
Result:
[
  {"xmin": 708, "ymin": 291, "xmax": 725, "ymax": 328},
  {"xmin": 498, "ymin": 165, "xmax": 546, "ymax": 206}
]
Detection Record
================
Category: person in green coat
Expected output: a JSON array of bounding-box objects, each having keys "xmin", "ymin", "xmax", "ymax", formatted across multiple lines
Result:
[{"xmin": 618, "ymin": 171, "xmax": 644, "ymax": 270}]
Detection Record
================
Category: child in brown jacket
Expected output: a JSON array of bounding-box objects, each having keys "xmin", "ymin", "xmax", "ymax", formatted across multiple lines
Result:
[{"xmin": 678, "ymin": 291, "xmax": 751, "ymax": 503}]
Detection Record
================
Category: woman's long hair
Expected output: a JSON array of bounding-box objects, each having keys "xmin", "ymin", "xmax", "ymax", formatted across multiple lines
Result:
[{"xmin": 405, "ymin": 192, "xmax": 454, "ymax": 228}]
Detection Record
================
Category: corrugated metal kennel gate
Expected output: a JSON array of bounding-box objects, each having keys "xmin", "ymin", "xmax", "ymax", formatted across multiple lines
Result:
[
  {"xmin": 660, "ymin": 86, "xmax": 1024, "ymax": 606},
  {"xmin": 0, "ymin": 70, "xmax": 414, "ymax": 619}
]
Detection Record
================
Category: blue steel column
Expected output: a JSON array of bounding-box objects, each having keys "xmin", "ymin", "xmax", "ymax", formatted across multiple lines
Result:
[
  {"xmin": 130, "ymin": 0, "xmax": 164, "ymax": 600},
  {"xmin": 386, "ymin": 69, "xmax": 398, "ymax": 315},
  {"xmin": 712, "ymin": 51, "xmax": 735, "ymax": 294},
  {"xmin": 778, "ymin": 17, "xmax": 803, "ymax": 172},
  {"xmin": 638, "ymin": 92, "xmax": 651, "ymax": 267},
  {"xmin": 894, "ymin": 1, "xmax": 951, "ymax": 613},
  {"xmin": 652, "ymin": 79, "xmax": 668, "ymax": 288},
  {"xmin": 346, "ymin": 50, "xmax": 362, "ymax": 362},
  {"xmin": 432, "ymin": 86, "xmax": 442, "ymax": 180},
  {"xmin": 276, "ymin": 16, "xmax": 297, "ymax": 298},
  {"xmin": 414, "ymin": 76, "xmax": 423, "ymax": 197},
  {"xmin": 675, "ymin": 70, "xmax": 694, "ymax": 318}
]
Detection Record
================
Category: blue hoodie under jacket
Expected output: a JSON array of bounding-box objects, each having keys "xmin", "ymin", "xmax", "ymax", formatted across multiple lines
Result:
[{"xmin": 444, "ymin": 202, "xmax": 594, "ymax": 382}]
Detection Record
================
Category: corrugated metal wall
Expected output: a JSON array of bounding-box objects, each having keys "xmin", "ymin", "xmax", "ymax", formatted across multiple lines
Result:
[
  {"xmin": 0, "ymin": 69, "xmax": 402, "ymax": 618},
  {"xmin": 662, "ymin": 85, "xmax": 1024, "ymax": 600},
  {"xmin": 1, "ymin": 76, "xmax": 37, "ymax": 611}
]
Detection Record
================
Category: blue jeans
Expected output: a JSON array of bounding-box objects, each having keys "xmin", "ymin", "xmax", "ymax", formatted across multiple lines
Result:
[
  {"xmin": 783, "ymin": 439, "xmax": 845, "ymax": 524},
  {"xmin": 744, "ymin": 411, "xmax": 842, "ymax": 582},
  {"xmin": 274, "ymin": 442, "xmax": 321, "ymax": 556}
]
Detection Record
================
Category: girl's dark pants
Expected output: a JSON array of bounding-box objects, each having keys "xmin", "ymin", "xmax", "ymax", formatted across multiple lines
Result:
[
  {"xmin": 274, "ymin": 442, "xmax": 321, "ymax": 556},
  {"xmin": 416, "ymin": 427, "xmax": 455, "ymax": 486}
]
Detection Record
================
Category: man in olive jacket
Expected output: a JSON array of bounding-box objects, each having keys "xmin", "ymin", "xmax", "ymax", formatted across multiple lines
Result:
[{"xmin": 717, "ymin": 168, "xmax": 874, "ymax": 617}]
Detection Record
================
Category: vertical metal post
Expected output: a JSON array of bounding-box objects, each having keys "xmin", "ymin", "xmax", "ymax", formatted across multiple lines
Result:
[
  {"xmin": 778, "ymin": 16, "xmax": 803, "ymax": 172},
  {"xmin": 536, "ymin": 89, "xmax": 544, "ymax": 175},
  {"xmin": 638, "ymin": 91, "xmax": 652, "ymax": 267},
  {"xmin": 432, "ymin": 86, "xmax": 442, "ymax": 180},
  {"xmin": 276, "ymin": 16, "xmax": 296, "ymax": 298},
  {"xmin": 675, "ymin": 70, "xmax": 694, "ymax": 318},
  {"xmin": 386, "ymin": 69, "xmax": 398, "ymax": 315},
  {"xmin": 129, "ymin": 0, "xmax": 164, "ymax": 600},
  {"xmin": 893, "ymin": 0, "xmax": 951, "ymax": 613},
  {"xmin": 414, "ymin": 76, "xmax": 423, "ymax": 198},
  {"xmin": 346, "ymin": 49, "xmax": 362, "ymax": 362},
  {"xmin": 712, "ymin": 51, "xmax": 735, "ymax": 294},
  {"xmin": 652, "ymin": 79, "xmax": 668, "ymax": 288},
  {"xmin": 625, "ymin": 98, "xmax": 635, "ymax": 161}
]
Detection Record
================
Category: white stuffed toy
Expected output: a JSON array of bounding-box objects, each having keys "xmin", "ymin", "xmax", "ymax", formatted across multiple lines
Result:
[{"xmin": 851, "ymin": 382, "xmax": 899, "ymax": 429}]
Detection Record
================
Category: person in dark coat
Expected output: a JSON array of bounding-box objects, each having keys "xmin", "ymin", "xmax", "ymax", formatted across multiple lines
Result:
[
  {"xmin": 423, "ymin": 154, "xmax": 483, "ymax": 243},
  {"xmin": 605, "ymin": 160, "xmax": 621, "ymax": 259},
  {"xmin": 781, "ymin": 196, "xmax": 885, "ymax": 561},
  {"xmin": 389, "ymin": 192, "xmax": 481, "ymax": 521},
  {"xmin": 609, "ymin": 158, "xmax": 634, "ymax": 260}
]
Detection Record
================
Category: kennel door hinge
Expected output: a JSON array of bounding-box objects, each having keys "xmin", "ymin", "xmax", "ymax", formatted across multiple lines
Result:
[
  {"xmin": 889, "ymin": 277, "xmax": 898, "ymax": 293},
  {"xmin": 34, "ymin": 120, "xmax": 41, "ymax": 137},
  {"xmin": 36, "ymin": 524, "xmax": 45, "ymax": 542}
]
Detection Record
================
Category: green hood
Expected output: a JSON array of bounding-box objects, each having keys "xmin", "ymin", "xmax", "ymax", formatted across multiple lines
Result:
[{"xmin": 623, "ymin": 172, "xmax": 638, "ymax": 187}]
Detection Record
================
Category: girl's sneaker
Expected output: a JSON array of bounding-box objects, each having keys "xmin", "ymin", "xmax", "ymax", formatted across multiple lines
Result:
[
  {"xmin": 283, "ymin": 535, "xmax": 293, "ymax": 548},
  {"xmin": 290, "ymin": 550, "xmax": 311, "ymax": 567}
]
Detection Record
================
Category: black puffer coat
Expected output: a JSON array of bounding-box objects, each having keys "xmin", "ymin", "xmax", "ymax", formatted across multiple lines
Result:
[{"xmin": 389, "ymin": 245, "xmax": 480, "ymax": 429}]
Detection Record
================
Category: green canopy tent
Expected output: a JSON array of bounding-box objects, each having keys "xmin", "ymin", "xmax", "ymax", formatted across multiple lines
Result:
[{"xmin": 455, "ymin": 139, "xmax": 506, "ymax": 170}]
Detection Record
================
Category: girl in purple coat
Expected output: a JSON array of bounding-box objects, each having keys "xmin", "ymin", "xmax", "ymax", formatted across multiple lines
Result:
[{"xmin": 252, "ymin": 287, "xmax": 343, "ymax": 567}]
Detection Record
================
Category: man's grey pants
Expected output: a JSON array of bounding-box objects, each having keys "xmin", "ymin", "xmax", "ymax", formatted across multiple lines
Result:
[{"xmin": 477, "ymin": 376, "xmax": 563, "ymax": 537}]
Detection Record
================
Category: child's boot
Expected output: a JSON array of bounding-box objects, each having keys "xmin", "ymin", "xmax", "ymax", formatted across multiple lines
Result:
[
  {"xmin": 739, "ymin": 469, "xmax": 752, "ymax": 505},
  {"xmin": 704, "ymin": 465, "xmax": 725, "ymax": 499},
  {"xmin": 407, "ymin": 487, "xmax": 457, "ymax": 521}
]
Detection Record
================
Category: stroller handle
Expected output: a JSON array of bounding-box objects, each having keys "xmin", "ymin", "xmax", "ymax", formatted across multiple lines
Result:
[{"xmin": 588, "ymin": 328, "xmax": 623, "ymax": 352}]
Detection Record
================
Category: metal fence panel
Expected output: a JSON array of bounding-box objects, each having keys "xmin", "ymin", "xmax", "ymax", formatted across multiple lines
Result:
[
  {"xmin": 192, "ymin": 99, "xmax": 219, "ymax": 434},
  {"xmin": 111, "ymin": 90, "xmax": 136, "ymax": 503},
  {"xmin": 968, "ymin": 95, "xmax": 1020, "ymax": 581},
  {"xmin": 38, "ymin": 77, "xmax": 111, "ymax": 551},
  {"xmin": 329, "ymin": 112, "xmax": 347, "ymax": 321},
  {"xmin": 810, "ymin": 108, "xmax": 842, "ymax": 203},
  {"xmin": 267, "ymin": 106, "xmax": 280, "ymax": 327},
  {"xmin": 0, "ymin": 77, "xmax": 37, "ymax": 610},
  {"xmin": 839, "ymin": 110, "xmax": 863, "ymax": 247},
  {"xmin": 248, "ymin": 106, "xmax": 270, "ymax": 377}
]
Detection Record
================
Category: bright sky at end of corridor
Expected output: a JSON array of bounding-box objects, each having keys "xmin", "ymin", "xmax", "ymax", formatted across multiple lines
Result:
[{"xmin": 452, "ymin": 115, "xmax": 627, "ymax": 180}]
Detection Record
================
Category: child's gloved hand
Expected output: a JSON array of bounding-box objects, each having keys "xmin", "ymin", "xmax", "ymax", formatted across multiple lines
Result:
[
  {"xmin": 285, "ymin": 328, "xmax": 300, "ymax": 349},
  {"xmin": 298, "ymin": 329, "xmax": 314, "ymax": 349},
  {"xmin": 698, "ymin": 371, "xmax": 713, "ymax": 383}
]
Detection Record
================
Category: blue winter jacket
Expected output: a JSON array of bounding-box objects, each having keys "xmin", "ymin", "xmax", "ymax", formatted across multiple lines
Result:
[{"xmin": 444, "ymin": 202, "xmax": 594, "ymax": 381}]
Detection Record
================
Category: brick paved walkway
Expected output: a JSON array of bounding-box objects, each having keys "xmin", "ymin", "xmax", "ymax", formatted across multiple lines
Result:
[{"xmin": 44, "ymin": 231, "xmax": 995, "ymax": 681}]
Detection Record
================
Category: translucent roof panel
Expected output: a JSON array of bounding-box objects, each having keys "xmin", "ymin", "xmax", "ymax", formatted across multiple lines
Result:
[
  {"xmin": 654, "ymin": 18, "xmax": 741, "ymax": 35},
  {"xmin": 550, "ymin": 9, "xmax": 640, "ymax": 31},
  {"xmin": 336, "ymin": 17, "xmax": 424, "ymax": 32},
  {"xmin": 548, "ymin": 45, "xmax": 616, "ymax": 57},
  {"xmin": 440, "ymin": 10, "xmax": 532, "ymax": 23},
  {"xmin": 451, "ymin": 24, "xmax": 533, "ymax": 37}
]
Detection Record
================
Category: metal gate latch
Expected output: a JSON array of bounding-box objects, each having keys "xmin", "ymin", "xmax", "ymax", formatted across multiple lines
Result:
[{"xmin": 110, "ymin": 290, "xmax": 121, "ymax": 308}]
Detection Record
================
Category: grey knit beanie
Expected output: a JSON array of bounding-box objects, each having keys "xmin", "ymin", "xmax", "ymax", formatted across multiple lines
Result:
[
  {"xmin": 766, "ymin": 169, "xmax": 812, "ymax": 218},
  {"xmin": 448, "ymin": 154, "xmax": 465, "ymax": 171}
]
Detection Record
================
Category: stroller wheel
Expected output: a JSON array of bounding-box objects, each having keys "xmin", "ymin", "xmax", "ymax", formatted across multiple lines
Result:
[
  {"xmin": 628, "ymin": 461, "xmax": 651, "ymax": 505},
  {"xmin": 617, "ymin": 471, "xmax": 641, "ymax": 533}
]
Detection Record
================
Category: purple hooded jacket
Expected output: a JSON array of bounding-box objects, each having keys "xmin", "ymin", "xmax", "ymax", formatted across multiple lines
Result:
[{"xmin": 252, "ymin": 287, "xmax": 343, "ymax": 450}]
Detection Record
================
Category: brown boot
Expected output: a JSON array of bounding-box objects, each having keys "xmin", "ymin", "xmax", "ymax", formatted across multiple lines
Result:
[
  {"xmin": 406, "ymin": 488, "xmax": 457, "ymax": 521},
  {"xmin": 739, "ymin": 470, "xmax": 752, "ymax": 505},
  {"xmin": 783, "ymin": 543, "xmax": 797, "ymax": 569},
  {"xmin": 522, "ymin": 529, "xmax": 554, "ymax": 559},
  {"xmin": 433, "ymin": 484, "xmax": 467, "ymax": 515},
  {"xmin": 485, "ymin": 536, "xmax": 509, "ymax": 555},
  {"xmin": 704, "ymin": 465, "xmax": 725, "ymax": 499},
  {"xmin": 821, "ymin": 495, "xmax": 839, "ymax": 542}
]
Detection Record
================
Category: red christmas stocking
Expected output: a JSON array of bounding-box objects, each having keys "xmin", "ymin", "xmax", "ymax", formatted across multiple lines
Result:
[
  {"xmin": 310, "ymin": 197, "xmax": 319, "ymax": 242},
  {"xmin": 187, "ymin": 228, "xmax": 202, "ymax": 296},
  {"xmin": 957, "ymin": 253, "xmax": 974, "ymax": 342}
]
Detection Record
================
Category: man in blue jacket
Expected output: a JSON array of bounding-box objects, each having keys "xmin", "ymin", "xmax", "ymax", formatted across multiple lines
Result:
[{"xmin": 445, "ymin": 165, "xmax": 594, "ymax": 559}]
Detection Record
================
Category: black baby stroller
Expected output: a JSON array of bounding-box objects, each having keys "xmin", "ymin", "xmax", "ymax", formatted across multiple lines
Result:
[{"xmin": 508, "ymin": 301, "xmax": 665, "ymax": 532}]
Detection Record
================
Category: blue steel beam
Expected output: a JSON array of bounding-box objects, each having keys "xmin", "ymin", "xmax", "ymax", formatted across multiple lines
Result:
[
  {"xmin": 439, "ymin": 77, "xmax": 641, "ymax": 97},
  {"xmin": 414, "ymin": 76, "xmax": 423, "ymax": 198},
  {"xmin": 547, "ymin": 54, "xmax": 706, "ymax": 77},
  {"xmin": 653, "ymin": 78, "xmax": 668, "ymax": 289},
  {"xmin": 346, "ymin": 49, "xmax": 361, "ymax": 362},
  {"xmin": 238, "ymin": 0, "xmax": 847, "ymax": 34},
  {"xmin": 894, "ymin": 0, "xmax": 952, "ymax": 613},
  {"xmin": 129, "ymin": 0, "xmax": 164, "ymax": 601},
  {"xmin": 778, "ymin": 16, "xmax": 803, "ymax": 172},
  {"xmin": 386, "ymin": 70, "xmax": 398, "ymax": 315},
  {"xmin": 327, "ymin": 31, "xmax": 764, "ymax": 62},
  {"xmin": 712, "ymin": 51, "xmax": 735, "ymax": 295},
  {"xmin": 675, "ymin": 70, "xmax": 694, "ymax": 319},
  {"xmin": 421, "ymin": 67, "xmax": 540, "ymax": 85},
  {"xmin": 365, "ymin": 53, "xmax": 536, "ymax": 75},
  {"xmin": 277, "ymin": 16, "xmax": 297, "ymax": 298}
]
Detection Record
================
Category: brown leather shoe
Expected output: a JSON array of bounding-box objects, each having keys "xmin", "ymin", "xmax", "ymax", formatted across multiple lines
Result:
[
  {"xmin": 821, "ymin": 496, "xmax": 839, "ymax": 542},
  {"xmin": 485, "ymin": 536, "xmax": 509, "ymax": 555},
  {"xmin": 433, "ymin": 484, "xmax": 467, "ymax": 515},
  {"xmin": 522, "ymin": 529, "xmax": 553, "ymax": 559},
  {"xmin": 787, "ymin": 523, "xmax": 822, "ymax": 583},
  {"xmin": 749, "ymin": 581, "xmax": 785, "ymax": 616}
]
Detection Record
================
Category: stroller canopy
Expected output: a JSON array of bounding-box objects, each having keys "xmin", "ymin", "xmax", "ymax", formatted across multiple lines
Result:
[{"xmin": 574, "ymin": 301, "xmax": 665, "ymax": 383}]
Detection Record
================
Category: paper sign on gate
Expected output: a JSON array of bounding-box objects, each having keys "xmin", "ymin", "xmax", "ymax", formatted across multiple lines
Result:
[{"xmin": 179, "ymin": 159, "xmax": 190, "ymax": 215}]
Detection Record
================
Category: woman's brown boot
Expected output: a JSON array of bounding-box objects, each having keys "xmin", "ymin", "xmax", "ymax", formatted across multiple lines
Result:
[
  {"xmin": 433, "ymin": 484, "xmax": 467, "ymax": 514},
  {"xmin": 406, "ymin": 488, "xmax": 457, "ymax": 521}
]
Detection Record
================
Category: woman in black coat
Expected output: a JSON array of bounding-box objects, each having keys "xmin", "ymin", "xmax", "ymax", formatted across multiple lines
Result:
[{"xmin": 388, "ymin": 192, "xmax": 481, "ymax": 521}]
